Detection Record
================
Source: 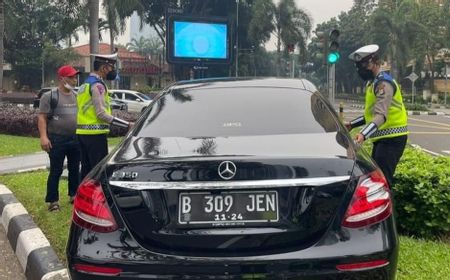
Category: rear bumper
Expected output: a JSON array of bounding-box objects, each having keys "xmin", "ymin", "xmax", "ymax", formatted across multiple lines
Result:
[
  {"xmin": 68, "ymin": 266, "xmax": 393, "ymax": 280},
  {"xmin": 67, "ymin": 218, "xmax": 398, "ymax": 280}
]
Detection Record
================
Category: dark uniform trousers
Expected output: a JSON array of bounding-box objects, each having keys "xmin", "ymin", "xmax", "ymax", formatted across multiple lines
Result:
[
  {"xmin": 78, "ymin": 134, "xmax": 108, "ymax": 180},
  {"xmin": 371, "ymin": 135, "xmax": 407, "ymax": 188}
]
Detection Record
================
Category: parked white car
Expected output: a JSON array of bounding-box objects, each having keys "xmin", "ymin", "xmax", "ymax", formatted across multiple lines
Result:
[{"xmin": 109, "ymin": 89, "xmax": 152, "ymax": 113}]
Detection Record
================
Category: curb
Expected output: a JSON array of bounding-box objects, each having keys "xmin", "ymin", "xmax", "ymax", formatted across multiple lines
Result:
[
  {"xmin": 407, "ymin": 111, "xmax": 446, "ymax": 116},
  {"xmin": 0, "ymin": 184, "xmax": 69, "ymax": 280}
]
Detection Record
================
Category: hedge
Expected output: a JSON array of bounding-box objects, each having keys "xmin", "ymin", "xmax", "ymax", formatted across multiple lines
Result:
[
  {"xmin": 393, "ymin": 147, "xmax": 450, "ymax": 238},
  {"xmin": 0, "ymin": 103, "xmax": 139, "ymax": 137}
]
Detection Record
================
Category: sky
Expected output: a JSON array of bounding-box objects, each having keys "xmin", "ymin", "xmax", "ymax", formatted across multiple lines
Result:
[
  {"xmin": 295, "ymin": 0, "xmax": 354, "ymax": 27},
  {"xmin": 265, "ymin": 0, "xmax": 354, "ymax": 50},
  {"xmin": 75, "ymin": 0, "xmax": 355, "ymax": 50}
]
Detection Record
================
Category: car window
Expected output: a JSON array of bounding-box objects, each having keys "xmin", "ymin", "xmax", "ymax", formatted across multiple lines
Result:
[
  {"xmin": 125, "ymin": 93, "xmax": 140, "ymax": 101},
  {"xmin": 110, "ymin": 91, "xmax": 122, "ymax": 99},
  {"xmin": 137, "ymin": 87, "xmax": 338, "ymax": 137},
  {"xmin": 137, "ymin": 93, "xmax": 151, "ymax": 100}
]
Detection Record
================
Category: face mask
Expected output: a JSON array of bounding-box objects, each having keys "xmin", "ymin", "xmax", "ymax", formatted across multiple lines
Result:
[
  {"xmin": 63, "ymin": 78, "xmax": 76, "ymax": 92},
  {"xmin": 106, "ymin": 69, "xmax": 117, "ymax": 81},
  {"xmin": 357, "ymin": 66, "xmax": 374, "ymax": 81}
]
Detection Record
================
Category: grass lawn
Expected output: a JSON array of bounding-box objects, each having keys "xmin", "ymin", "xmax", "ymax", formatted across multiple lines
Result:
[
  {"xmin": 1, "ymin": 171, "xmax": 449, "ymax": 279},
  {"xmin": 0, "ymin": 134, "xmax": 41, "ymax": 157},
  {"xmin": 0, "ymin": 134, "xmax": 123, "ymax": 157}
]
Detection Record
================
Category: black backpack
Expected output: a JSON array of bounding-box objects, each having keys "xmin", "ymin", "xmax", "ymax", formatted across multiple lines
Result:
[
  {"xmin": 47, "ymin": 89, "xmax": 59, "ymax": 120},
  {"xmin": 33, "ymin": 89, "xmax": 59, "ymax": 120}
]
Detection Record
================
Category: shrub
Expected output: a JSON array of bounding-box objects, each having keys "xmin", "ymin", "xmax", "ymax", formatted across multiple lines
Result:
[
  {"xmin": 0, "ymin": 104, "xmax": 139, "ymax": 137},
  {"xmin": 393, "ymin": 146, "xmax": 450, "ymax": 238},
  {"xmin": 404, "ymin": 103, "xmax": 428, "ymax": 111}
]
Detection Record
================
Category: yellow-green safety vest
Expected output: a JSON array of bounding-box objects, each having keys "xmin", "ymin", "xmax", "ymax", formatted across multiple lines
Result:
[
  {"xmin": 364, "ymin": 72, "xmax": 408, "ymax": 141},
  {"xmin": 76, "ymin": 78, "xmax": 111, "ymax": 135}
]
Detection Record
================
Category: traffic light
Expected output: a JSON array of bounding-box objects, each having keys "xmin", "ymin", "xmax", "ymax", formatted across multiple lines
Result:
[
  {"xmin": 287, "ymin": 44, "xmax": 295, "ymax": 53},
  {"xmin": 327, "ymin": 29, "xmax": 340, "ymax": 64},
  {"xmin": 313, "ymin": 31, "xmax": 327, "ymax": 65},
  {"xmin": 285, "ymin": 60, "xmax": 291, "ymax": 77}
]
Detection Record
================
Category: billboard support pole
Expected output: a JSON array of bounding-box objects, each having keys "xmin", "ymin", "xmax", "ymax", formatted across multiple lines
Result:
[{"xmin": 235, "ymin": 0, "xmax": 239, "ymax": 77}]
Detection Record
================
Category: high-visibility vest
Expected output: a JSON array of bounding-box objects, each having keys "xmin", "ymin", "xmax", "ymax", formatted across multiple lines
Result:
[
  {"xmin": 364, "ymin": 72, "xmax": 408, "ymax": 141},
  {"xmin": 76, "ymin": 76, "xmax": 111, "ymax": 135}
]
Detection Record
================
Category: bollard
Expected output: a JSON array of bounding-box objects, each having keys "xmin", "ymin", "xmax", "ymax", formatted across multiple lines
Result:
[{"xmin": 339, "ymin": 102, "xmax": 344, "ymax": 121}]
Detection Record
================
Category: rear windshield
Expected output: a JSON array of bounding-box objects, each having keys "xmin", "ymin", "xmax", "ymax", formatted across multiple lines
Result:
[{"xmin": 136, "ymin": 87, "xmax": 338, "ymax": 137}]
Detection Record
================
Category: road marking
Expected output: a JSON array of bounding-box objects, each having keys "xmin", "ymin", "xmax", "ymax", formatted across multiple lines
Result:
[
  {"xmin": 411, "ymin": 144, "xmax": 442, "ymax": 156},
  {"xmin": 408, "ymin": 123, "xmax": 450, "ymax": 130},
  {"xmin": 442, "ymin": 150, "xmax": 450, "ymax": 155},
  {"xmin": 409, "ymin": 132, "xmax": 450, "ymax": 135},
  {"xmin": 408, "ymin": 117, "xmax": 450, "ymax": 128}
]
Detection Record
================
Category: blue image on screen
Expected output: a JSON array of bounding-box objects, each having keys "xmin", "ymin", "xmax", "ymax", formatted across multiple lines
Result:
[{"xmin": 174, "ymin": 21, "xmax": 227, "ymax": 59}]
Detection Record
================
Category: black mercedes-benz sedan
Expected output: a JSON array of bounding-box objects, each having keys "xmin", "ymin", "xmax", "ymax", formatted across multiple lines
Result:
[{"xmin": 67, "ymin": 78, "xmax": 398, "ymax": 279}]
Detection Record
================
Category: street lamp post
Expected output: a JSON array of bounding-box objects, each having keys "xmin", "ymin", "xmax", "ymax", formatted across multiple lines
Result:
[
  {"xmin": 235, "ymin": 0, "xmax": 239, "ymax": 77},
  {"xmin": 445, "ymin": 62, "xmax": 448, "ymax": 105}
]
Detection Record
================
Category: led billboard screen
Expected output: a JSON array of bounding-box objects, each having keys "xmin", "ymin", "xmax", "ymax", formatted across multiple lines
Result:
[{"xmin": 167, "ymin": 16, "xmax": 231, "ymax": 64}]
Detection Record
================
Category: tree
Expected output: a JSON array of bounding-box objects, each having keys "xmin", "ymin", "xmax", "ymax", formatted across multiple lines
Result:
[
  {"xmin": 126, "ymin": 36, "xmax": 153, "ymax": 56},
  {"xmin": 409, "ymin": 1, "xmax": 448, "ymax": 94},
  {"xmin": 369, "ymin": 0, "xmax": 421, "ymax": 80},
  {"xmin": 0, "ymin": 0, "xmax": 4, "ymax": 90},
  {"xmin": 88, "ymin": 0, "xmax": 99, "ymax": 66},
  {"xmin": 272, "ymin": 0, "xmax": 312, "ymax": 76},
  {"xmin": 248, "ymin": 0, "xmax": 275, "ymax": 49},
  {"xmin": 3, "ymin": 0, "xmax": 86, "ymax": 89},
  {"xmin": 103, "ymin": 0, "xmax": 126, "ymax": 53}
]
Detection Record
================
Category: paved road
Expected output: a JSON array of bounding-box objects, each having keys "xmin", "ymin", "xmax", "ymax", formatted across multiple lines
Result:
[
  {"xmin": 0, "ymin": 225, "xmax": 26, "ymax": 279},
  {"xmin": 408, "ymin": 115, "xmax": 450, "ymax": 156},
  {"xmin": 343, "ymin": 110, "xmax": 450, "ymax": 156}
]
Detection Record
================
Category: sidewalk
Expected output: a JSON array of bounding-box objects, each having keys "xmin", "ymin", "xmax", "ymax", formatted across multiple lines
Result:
[{"xmin": 0, "ymin": 152, "xmax": 48, "ymax": 175}]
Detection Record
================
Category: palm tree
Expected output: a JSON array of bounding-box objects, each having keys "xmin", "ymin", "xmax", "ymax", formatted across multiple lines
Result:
[
  {"xmin": 88, "ymin": 0, "xmax": 99, "ymax": 66},
  {"xmin": 272, "ymin": 0, "xmax": 312, "ymax": 76},
  {"xmin": 103, "ymin": 0, "xmax": 126, "ymax": 53},
  {"xmin": 126, "ymin": 36, "xmax": 152, "ymax": 56}
]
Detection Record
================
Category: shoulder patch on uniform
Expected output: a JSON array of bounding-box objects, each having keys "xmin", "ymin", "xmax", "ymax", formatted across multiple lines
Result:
[
  {"xmin": 376, "ymin": 83, "xmax": 385, "ymax": 96},
  {"xmin": 96, "ymin": 83, "xmax": 105, "ymax": 95}
]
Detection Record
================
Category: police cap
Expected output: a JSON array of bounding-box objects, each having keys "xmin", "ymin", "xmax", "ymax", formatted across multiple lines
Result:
[
  {"xmin": 90, "ymin": 53, "xmax": 117, "ymax": 66},
  {"xmin": 348, "ymin": 44, "xmax": 379, "ymax": 62}
]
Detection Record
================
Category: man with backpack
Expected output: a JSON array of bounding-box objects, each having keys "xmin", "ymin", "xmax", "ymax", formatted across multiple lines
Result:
[{"xmin": 38, "ymin": 65, "xmax": 81, "ymax": 212}]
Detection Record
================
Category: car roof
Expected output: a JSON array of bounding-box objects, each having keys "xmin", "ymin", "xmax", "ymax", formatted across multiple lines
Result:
[
  {"xmin": 169, "ymin": 77, "xmax": 318, "ymax": 93},
  {"xmin": 109, "ymin": 89, "xmax": 143, "ymax": 94}
]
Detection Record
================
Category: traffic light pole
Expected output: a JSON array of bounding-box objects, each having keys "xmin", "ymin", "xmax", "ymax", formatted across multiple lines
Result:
[{"xmin": 328, "ymin": 64, "xmax": 335, "ymax": 105}]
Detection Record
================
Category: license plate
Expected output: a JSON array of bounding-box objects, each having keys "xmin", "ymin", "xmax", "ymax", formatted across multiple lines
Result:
[{"xmin": 178, "ymin": 191, "xmax": 279, "ymax": 225}]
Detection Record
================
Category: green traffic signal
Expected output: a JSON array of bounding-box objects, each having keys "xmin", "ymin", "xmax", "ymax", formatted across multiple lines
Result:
[{"xmin": 327, "ymin": 52, "xmax": 340, "ymax": 64}]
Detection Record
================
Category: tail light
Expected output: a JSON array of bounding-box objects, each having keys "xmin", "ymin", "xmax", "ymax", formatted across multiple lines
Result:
[
  {"xmin": 73, "ymin": 264, "xmax": 122, "ymax": 276},
  {"xmin": 336, "ymin": 260, "xmax": 389, "ymax": 271},
  {"xmin": 342, "ymin": 170, "xmax": 392, "ymax": 228},
  {"xmin": 72, "ymin": 179, "xmax": 118, "ymax": 233}
]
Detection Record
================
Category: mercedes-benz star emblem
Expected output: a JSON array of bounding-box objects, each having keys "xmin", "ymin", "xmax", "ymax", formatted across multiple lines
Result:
[{"xmin": 218, "ymin": 161, "xmax": 237, "ymax": 180}]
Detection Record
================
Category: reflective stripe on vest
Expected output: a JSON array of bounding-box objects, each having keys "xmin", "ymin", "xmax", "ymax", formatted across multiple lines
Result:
[
  {"xmin": 364, "ymin": 73, "xmax": 408, "ymax": 141},
  {"xmin": 76, "ymin": 77, "xmax": 111, "ymax": 135}
]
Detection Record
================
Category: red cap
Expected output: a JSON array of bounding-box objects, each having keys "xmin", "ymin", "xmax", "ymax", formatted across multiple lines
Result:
[{"xmin": 57, "ymin": 65, "xmax": 80, "ymax": 77}]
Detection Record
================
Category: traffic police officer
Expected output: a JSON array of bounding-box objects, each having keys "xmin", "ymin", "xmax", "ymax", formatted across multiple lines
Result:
[
  {"xmin": 76, "ymin": 53, "xmax": 132, "ymax": 180},
  {"xmin": 346, "ymin": 44, "xmax": 408, "ymax": 187}
]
